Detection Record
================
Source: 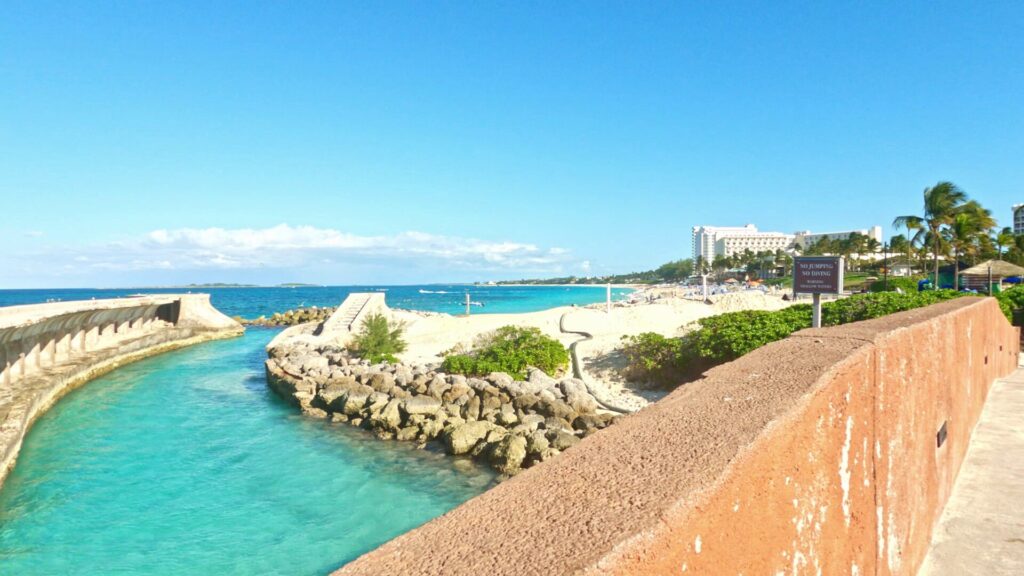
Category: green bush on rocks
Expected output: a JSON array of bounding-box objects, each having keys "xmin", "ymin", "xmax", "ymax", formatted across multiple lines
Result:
[
  {"xmin": 350, "ymin": 313, "xmax": 407, "ymax": 364},
  {"xmin": 441, "ymin": 326, "xmax": 569, "ymax": 379}
]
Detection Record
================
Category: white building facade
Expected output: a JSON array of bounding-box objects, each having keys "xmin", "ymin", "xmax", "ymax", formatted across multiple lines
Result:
[
  {"xmin": 692, "ymin": 223, "xmax": 886, "ymax": 268},
  {"xmin": 691, "ymin": 224, "xmax": 795, "ymax": 263},
  {"xmin": 1013, "ymin": 204, "xmax": 1024, "ymax": 235},
  {"xmin": 793, "ymin": 226, "xmax": 883, "ymax": 250}
]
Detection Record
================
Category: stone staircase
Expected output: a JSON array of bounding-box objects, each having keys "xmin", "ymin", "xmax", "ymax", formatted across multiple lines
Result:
[{"xmin": 316, "ymin": 293, "xmax": 376, "ymax": 336}]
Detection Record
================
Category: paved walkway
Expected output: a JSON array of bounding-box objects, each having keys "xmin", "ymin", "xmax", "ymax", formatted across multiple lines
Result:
[{"xmin": 918, "ymin": 367, "xmax": 1024, "ymax": 575}]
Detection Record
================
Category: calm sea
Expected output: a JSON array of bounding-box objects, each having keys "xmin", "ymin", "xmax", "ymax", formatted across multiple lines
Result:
[
  {"xmin": 0, "ymin": 284, "xmax": 631, "ymax": 575},
  {"xmin": 0, "ymin": 284, "xmax": 633, "ymax": 318}
]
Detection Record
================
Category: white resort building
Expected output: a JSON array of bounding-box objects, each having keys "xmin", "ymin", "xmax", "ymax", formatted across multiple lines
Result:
[
  {"xmin": 1013, "ymin": 204, "xmax": 1024, "ymax": 235},
  {"xmin": 692, "ymin": 223, "xmax": 885, "ymax": 264},
  {"xmin": 691, "ymin": 224, "xmax": 795, "ymax": 263},
  {"xmin": 792, "ymin": 226, "xmax": 883, "ymax": 250}
]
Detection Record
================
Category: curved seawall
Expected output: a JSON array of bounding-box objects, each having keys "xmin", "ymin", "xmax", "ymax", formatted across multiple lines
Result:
[
  {"xmin": 336, "ymin": 297, "xmax": 1019, "ymax": 575},
  {"xmin": 0, "ymin": 294, "xmax": 242, "ymax": 487}
]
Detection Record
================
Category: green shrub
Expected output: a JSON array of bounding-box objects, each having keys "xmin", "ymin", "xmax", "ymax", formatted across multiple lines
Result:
[
  {"xmin": 868, "ymin": 276, "xmax": 922, "ymax": 293},
  {"xmin": 620, "ymin": 290, "xmax": 981, "ymax": 390},
  {"xmin": 441, "ymin": 326, "xmax": 569, "ymax": 379},
  {"xmin": 620, "ymin": 332, "xmax": 687, "ymax": 387},
  {"xmin": 350, "ymin": 313, "xmax": 407, "ymax": 363},
  {"xmin": 687, "ymin": 305, "xmax": 813, "ymax": 364},
  {"xmin": 822, "ymin": 290, "xmax": 962, "ymax": 326},
  {"xmin": 995, "ymin": 285, "xmax": 1024, "ymax": 323}
]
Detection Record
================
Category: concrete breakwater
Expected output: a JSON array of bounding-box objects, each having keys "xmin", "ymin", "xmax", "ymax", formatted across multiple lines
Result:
[
  {"xmin": 0, "ymin": 294, "xmax": 243, "ymax": 487},
  {"xmin": 265, "ymin": 340, "xmax": 618, "ymax": 475}
]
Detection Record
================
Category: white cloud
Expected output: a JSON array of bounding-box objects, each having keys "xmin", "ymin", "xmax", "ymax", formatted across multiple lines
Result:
[
  {"xmin": 580, "ymin": 260, "xmax": 591, "ymax": 272},
  {"xmin": 16, "ymin": 224, "xmax": 574, "ymax": 277}
]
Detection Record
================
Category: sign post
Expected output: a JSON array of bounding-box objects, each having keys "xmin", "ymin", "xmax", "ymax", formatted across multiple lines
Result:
[{"xmin": 793, "ymin": 256, "xmax": 844, "ymax": 328}]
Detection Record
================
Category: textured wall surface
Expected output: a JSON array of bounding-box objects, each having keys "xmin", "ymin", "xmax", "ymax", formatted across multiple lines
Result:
[{"xmin": 335, "ymin": 297, "xmax": 1018, "ymax": 576}]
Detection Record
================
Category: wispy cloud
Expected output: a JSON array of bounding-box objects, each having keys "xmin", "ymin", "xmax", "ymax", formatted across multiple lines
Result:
[{"xmin": 11, "ymin": 224, "xmax": 574, "ymax": 279}]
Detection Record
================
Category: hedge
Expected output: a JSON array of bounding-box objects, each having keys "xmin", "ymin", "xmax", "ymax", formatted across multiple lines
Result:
[{"xmin": 624, "ymin": 289, "xmax": 995, "ymax": 388}]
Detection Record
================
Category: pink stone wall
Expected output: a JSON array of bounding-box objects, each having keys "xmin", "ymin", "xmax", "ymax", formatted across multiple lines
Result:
[{"xmin": 335, "ymin": 297, "xmax": 1018, "ymax": 576}]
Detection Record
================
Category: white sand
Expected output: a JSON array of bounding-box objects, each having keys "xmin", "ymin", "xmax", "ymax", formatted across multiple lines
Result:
[{"xmin": 390, "ymin": 289, "xmax": 794, "ymax": 411}]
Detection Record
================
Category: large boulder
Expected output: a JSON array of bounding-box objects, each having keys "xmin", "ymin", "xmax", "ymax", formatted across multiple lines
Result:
[
  {"xmin": 560, "ymin": 378, "xmax": 599, "ymax": 414},
  {"xmin": 372, "ymin": 399, "xmax": 403, "ymax": 430},
  {"xmin": 487, "ymin": 372, "xmax": 514, "ymax": 390},
  {"xmin": 426, "ymin": 375, "xmax": 450, "ymax": 399},
  {"xmin": 468, "ymin": 378, "xmax": 499, "ymax": 398},
  {"xmin": 519, "ymin": 413, "xmax": 546, "ymax": 431},
  {"xmin": 294, "ymin": 354, "xmax": 329, "ymax": 374},
  {"xmin": 512, "ymin": 393, "xmax": 540, "ymax": 412},
  {"xmin": 526, "ymin": 430, "xmax": 550, "ymax": 458},
  {"xmin": 366, "ymin": 372, "xmax": 396, "ymax": 394},
  {"xmin": 366, "ymin": 391, "xmax": 390, "ymax": 415},
  {"xmin": 342, "ymin": 386, "xmax": 375, "ymax": 416},
  {"xmin": 463, "ymin": 395, "xmax": 481, "ymax": 421},
  {"xmin": 394, "ymin": 365, "xmax": 414, "ymax": 386},
  {"xmin": 401, "ymin": 395, "xmax": 442, "ymax": 417},
  {"xmin": 526, "ymin": 368, "xmax": 559, "ymax": 394},
  {"xmin": 535, "ymin": 396, "xmax": 576, "ymax": 421},
  {"xmin": 572, "ymin": 413, "xmax": 609, "ymax": 434},
  {"xmin": 549, "ymin": 430, "xmax": 581, "ymax": 451},
  {"xmin": 489, "ymin": 434, "xmax": 527, "ymax": 474},
  {"xmin": 496, "ymin": 403, "xmax": 518, "ymax": 426},
  {"xmin": 419, "ymin": 415, "xmax": 447, "ymax": 440},
  {"xmin": 317, "ymin": 376, "xmax": 360, "ymax": 410},
  {"xmin": 442, "ymin": 380, "xmax": 472, "ymax": 404},
  {"xmin": 443, "ymin": 421, "xmax": 497, "ymax": 455},
  {"xmin": 480, "ymin": 395, "xmax": 502, "ymax": 419}
]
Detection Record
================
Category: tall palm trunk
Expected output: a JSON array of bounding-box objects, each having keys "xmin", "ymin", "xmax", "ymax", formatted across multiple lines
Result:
[
  {"xmin": 932, "ymin": 226, "xmax": 940, "ymax": 288},
  {"xmin": 954, "ymin": 249, "xmax": 960, "ymax": 290}
]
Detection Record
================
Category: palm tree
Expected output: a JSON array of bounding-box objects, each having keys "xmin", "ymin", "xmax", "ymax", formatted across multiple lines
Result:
[
  {"xmin": 995, "ymin": 227, "xmax": 1015, "ymax": 260},
  {"xmin": 893, "ymin": 181, "xmax": 968, "ymax": 288},
  {"xmin": 946, "ymin": 201, "xmax": 995, "ymax": 288}
]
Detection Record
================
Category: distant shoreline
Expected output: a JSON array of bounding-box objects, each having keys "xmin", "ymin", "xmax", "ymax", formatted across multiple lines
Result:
[
  {"xmin": 0, "ymin": 283, "xmax": 640, "ymax": 291},
  {"xmin": 489, "ymin": 283, "xmax": 639, "ymax": 290}
]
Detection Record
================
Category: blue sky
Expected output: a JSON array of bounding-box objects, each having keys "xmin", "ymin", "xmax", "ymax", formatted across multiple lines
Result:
[{"xmin": 2, "ymin": 2, "xmax": 1022, "ymax": 288}]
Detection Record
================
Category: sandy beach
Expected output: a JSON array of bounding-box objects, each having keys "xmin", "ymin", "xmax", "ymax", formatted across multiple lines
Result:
[{"xmin": 389, "ymin": 289, "xmax": 794, "ymax": 411}]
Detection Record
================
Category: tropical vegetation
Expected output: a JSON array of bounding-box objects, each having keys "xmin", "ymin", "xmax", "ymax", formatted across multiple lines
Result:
[
  {"xmin": 441, "ymin": 326, "xmax": 570, "ymax": 379},
  {"xmin": 622, "ymin": 287, "xmax": 1024, "ymax": 389},
  {"xmin": 350, "ymin": 313, "xmax": 408, "ymax": 363}
]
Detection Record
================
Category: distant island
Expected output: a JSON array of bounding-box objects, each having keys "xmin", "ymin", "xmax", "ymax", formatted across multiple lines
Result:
[
  {"xmin": 276, "ymin": 283, "xmax": 321, "ymax": 287},
  {"xmin": 494, "ymin": 259, "xmax": 693, "ymax": 286},
  {"xmin": 137, "ymin": 283, "xmax": 261, "ymax": 289}
]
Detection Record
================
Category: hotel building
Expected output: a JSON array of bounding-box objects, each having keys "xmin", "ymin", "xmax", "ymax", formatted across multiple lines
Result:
[
  {"xmin": 793, "ymin": 226, "xmax": 884, "ymax": 250},
  {"xmin": 691, "ymin": 225, "xmax": 796, "ymax": 263}
]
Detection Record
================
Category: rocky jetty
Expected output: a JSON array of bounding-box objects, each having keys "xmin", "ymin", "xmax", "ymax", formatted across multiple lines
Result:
[
  {"xmin": 265, "ymin": 341, "xmax": 619, "ymax": 475},
  {"xmin": 243, "ymin": 306, "xmax": 336, "ymax": 327}
]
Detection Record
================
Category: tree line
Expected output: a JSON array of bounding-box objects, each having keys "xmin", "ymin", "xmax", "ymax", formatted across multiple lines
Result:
[{"xmin": 501, "ymin": 180, "xmax": 1016, "ymax": 287}]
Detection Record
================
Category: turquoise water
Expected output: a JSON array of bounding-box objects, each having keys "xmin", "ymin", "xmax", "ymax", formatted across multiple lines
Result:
[
  {"xmin": 0, "ymin": 285, "xmax": 631, "ymax": 574},
  {"xmin": 0, "ymin": 329, "xmax": 495, "ymax": 575},
  {"xmin": 0, "ymin": 284, "xmax": 633, "ymax": 318}
]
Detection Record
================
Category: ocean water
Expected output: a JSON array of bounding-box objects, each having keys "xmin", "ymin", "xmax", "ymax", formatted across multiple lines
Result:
[
  {"xmin": 0, "ymin": 285, "xmax": 628, "ymax": 574},
  {"xmin": 0, "ymin": 330, "xmax": 494, "ymax": 575},
  {"xmin": 0, "ymin": 284, "xmax": 633, "ymax": 318}
]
